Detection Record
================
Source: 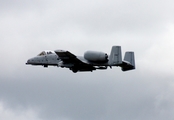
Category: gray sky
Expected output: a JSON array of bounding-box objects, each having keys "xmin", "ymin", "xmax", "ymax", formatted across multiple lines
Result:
[{"xmin": 1, "ymin": 0, "xmax": 174, "ymax": 120}]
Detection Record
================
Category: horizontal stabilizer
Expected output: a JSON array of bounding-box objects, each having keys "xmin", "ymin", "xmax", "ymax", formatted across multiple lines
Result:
[{"xmin": 120, "ymin": 52, "xmax": 135, "ymax": 71}]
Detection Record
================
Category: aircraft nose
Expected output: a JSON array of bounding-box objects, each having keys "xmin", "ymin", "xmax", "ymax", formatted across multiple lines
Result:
[
  {"xmin": 26, "ymin": 59, "xmax": 31, "ymax": 64},
  {"xmin": 26, "ymin": 58, "xmax": 34, "ymax": 65}
]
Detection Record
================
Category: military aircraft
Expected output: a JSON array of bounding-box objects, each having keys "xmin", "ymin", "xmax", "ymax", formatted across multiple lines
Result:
[{"xmin": 26, "ymin": 46, "xmax": 135, "ymax": 73}]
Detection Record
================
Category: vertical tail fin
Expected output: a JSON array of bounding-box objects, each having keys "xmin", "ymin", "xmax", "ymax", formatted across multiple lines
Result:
[
  {"xmin": 121, "ymin": 52, "xmax": 135, "ymax": 71},
  {"xmin": 109, "ymin": 46, "xmax": 122, "ymax": 66}
]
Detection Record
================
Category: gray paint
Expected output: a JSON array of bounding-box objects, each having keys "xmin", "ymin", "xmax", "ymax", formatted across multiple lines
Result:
[
  {"xmin": 27, "ymin": 46, "xmax": 135, "ymax": 72},
  {"xmin": 84, "ymin": 51, "xmax": 108, "ymax": 62}
]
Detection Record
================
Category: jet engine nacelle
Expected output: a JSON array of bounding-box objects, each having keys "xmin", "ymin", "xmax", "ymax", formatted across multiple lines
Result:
[{"xmin": 84, "ymin": 51, "xmax": 108, "ymax": 62}]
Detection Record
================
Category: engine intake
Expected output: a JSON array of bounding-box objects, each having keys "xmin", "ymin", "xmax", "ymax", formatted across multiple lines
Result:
[{"xmin": 84, "ymin": 51, "xmax": 108, "ymax": 62}]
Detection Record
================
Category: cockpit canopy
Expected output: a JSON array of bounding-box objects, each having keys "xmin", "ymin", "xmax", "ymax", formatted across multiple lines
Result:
[{"xmin": 37, "ymin": 51, "xmax": 54, "ymax": 56}]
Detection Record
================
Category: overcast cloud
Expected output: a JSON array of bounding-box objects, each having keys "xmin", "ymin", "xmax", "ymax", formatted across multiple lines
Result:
[{"xmin": 0, "ymin": 0, "xmax": 174, "ymax": 120}]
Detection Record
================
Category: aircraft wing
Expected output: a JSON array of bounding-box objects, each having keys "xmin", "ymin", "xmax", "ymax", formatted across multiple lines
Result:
[
  {"xmin": 55, "ymin": 50, "xmax": 82, "ymax": 63},
  {"xmin": 54, "ymin": 50, "xmax": 96, "ymax": 72}
]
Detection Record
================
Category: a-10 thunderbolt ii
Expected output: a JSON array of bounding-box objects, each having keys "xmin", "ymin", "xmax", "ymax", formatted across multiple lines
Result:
[{"xmin": 26, "ymin": 46, "xmax": 135, "ymax": 73}]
